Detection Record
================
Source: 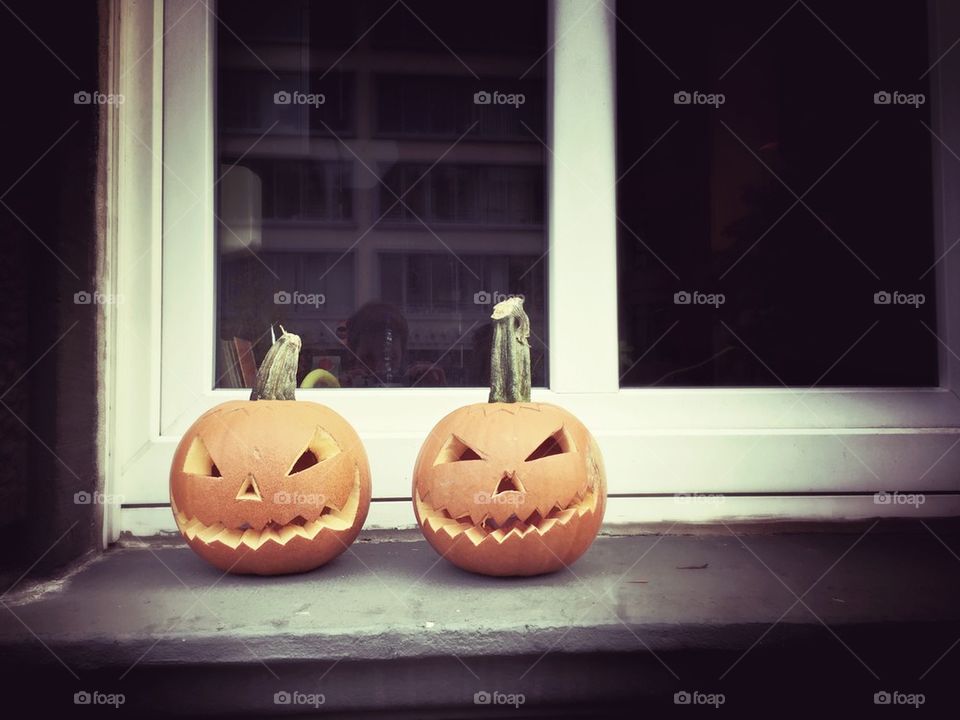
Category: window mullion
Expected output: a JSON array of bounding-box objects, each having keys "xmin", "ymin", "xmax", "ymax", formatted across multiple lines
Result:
[{"xmin": 547, "ymin": 0, "xmax": 620, "ymax": 394}]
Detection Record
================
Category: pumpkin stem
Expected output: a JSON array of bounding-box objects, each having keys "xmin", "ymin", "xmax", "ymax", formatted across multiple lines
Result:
[
  {"xmin": 250, "ymin": 327, "xmax": 301, "ymax": 401},
  {"xmin": 488, "ymin": 297, "xmax": 531, "ymax": 403}
]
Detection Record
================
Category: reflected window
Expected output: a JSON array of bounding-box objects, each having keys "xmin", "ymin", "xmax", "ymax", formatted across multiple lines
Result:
[
  {"xmin": 215, "ymin": 0, "xmax": 547, "ymax": 389},
  {"xmin": 616, "ymin": 0, "xmax": 937, "ymax": 387}
]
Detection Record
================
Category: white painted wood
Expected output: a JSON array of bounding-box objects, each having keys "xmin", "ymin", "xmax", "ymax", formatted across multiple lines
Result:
[
  {"xmin": 107, "ymin": 0, "xmax": 960, "ymax": 536},
  {"xmin": 548, "ymin": 0, "xmax": 620, "ymax": 393},
  {"xmin": 600, "ymin": 494, "xmax": 960, "ymax": 524},
  {"xmin": 160, "ymin": 0, "xmax": 217, "ymax": 434},
  {"xmin": 120, "ymin": 493, "xmax": 960, "ymax": 538},
  {"xmin": 99, "ymin": 0, "xmax": 120, "ymax": 549},
  {"xmin": 931, "ymin": 0, "xmax": 960, "ymax": 396},
  {"xmin": 160, "ymin": 386, "xmax": 960, "ymax": 439},
  {"xmin": 108, "ymin": 0, "xmax": 165, "ymax": 543},
  {"xmin": 121, "ymin": 422, "xmax": 960, "ymax": 503}
]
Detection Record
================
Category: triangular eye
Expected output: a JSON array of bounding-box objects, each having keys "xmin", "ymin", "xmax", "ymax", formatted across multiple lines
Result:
[
  {"xmin": 183, "ymin": 436, "xmax": 222, "ymax": 477},
  {"xmin": 289, "ymin": 450, "xmax": 319, "ymax": 474},
  {"xmin": 434, "ymin": 435, "xmax": 483, "ymax": 465},
  {"xmin": 287, "ymin": 427, "xmax": 341, "ymax": 475},
  {"xmin": 525, "ymin": 428, "xmax": 576, "ymax": 461}
]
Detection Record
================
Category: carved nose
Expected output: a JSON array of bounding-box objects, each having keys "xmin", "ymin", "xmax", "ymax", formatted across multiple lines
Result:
[
  {"xmin": 494, "ymin": 471, "xmax": 524, "ymax": 495},
  {"xmin": 235, "ymin": 473, "xmax": 262, "ymax": 502}
]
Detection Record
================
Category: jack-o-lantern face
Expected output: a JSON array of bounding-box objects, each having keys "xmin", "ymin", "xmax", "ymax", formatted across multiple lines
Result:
[
  {"xmin": 413, "ymin": 402, "xmax": 606, "ymax": 576},
  {"xmin": 170, "ymin": 400, "xmax": 371, "ymax": 575}
]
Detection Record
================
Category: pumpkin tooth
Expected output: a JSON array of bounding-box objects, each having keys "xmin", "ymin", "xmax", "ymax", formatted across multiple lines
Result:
[
  {"xmin": 440, "ymin": 522, "xmax": 465, "ymax": 539},
  {"xmin": 321, "ymin": 511, "xmax": 352, "ymax": 532},
  {"xmin": 215, "ymin": 528, "xmax": 246, "ymax": 549},
  {"xmin": 577, "ymin": 490, "xmax": 598, "ymax": 516},
  {"xmin": 554, "ymin": 507, "xmax": 578, "ymax": 526},
  {"xmin": 492, "ymin": 527, "xmax": 526, "ymax": 544},
  {"xmin": 240, "ymin": 528, "xmax": 262, "ymax": 549},
  {"xmin": 197, "ymin": 522, "xmax": 227, "ymax": 543},
  {"xmin": 556, "ymin": 491, "xmax": 581, "ymax": 514},
  {"xmin": 464, "ymin": 527, "xmax": 487, "ymax": 545},
  {"xmin": 278, "ymin": 524, "xmax": 309, "ymax": 544},
  {"xmin": 180, "ymin": 515, "xmax": 203, "ymax": 540},
  {"xmin": 322, "ymin": 469, "xmax": 362, "ymax": 531},
  {"xmin": 505, "ymin": 527, "xmax": 527, "ymax": 542},
  {"xmin": 414, "ymin": 492, "xmax": 429, "ymax": 516},
  {"xmin": 534, "ymin": 502, "xmax": 560, "ymax": 520},
  {"xmin": 417, "ymin": 493, "xmax": 454, "ymax": 534},
  {"xmin": 428, "ymin": 516, "xmax": 463, "ymax": 533},
  {"xmin": 259, "ymin": 527, "xmax": 282, "ymax": 547},
  {"xmin": 323, "ymin": 517, "xmax": 351, "ymax": 532},
  {"xmin": 535, "ymin": 518, "xmax": 560, "ymax": 535},
  {"xmin": 302, "ymin": 519, "xmax": 326, "ymax": 539}
]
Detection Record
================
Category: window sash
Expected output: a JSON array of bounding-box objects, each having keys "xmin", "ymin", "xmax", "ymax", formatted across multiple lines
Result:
[{"xmin": 106, "ymin": 0, "xmax": 960, "ymax": 539}]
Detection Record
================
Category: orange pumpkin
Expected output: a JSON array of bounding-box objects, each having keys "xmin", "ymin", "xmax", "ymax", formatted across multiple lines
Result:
[
  {"xmin": 170, "ymin": 329, "xmax": 371, "ymax": 575},
  {"xmin": 412, "ymin": 298, "xmax": 606, "ymax": 576}
]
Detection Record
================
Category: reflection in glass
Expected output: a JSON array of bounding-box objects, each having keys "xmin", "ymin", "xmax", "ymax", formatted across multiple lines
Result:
[
  {"xmin": 216, "ymin": 0, "xmax": 547, "ymax": 389},
  {"xmin": 616, "ymin": 0, "xmax": 937, "ymax": 387}
]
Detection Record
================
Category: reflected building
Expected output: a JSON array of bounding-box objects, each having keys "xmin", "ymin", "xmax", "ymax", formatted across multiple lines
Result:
[{"xmin": 216, "ymin": 0, "xmax": 547, "ymax": 388}]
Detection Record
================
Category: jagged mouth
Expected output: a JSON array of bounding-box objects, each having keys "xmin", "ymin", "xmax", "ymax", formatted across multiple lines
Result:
[
  {"xmin": 415, "ymin": 487, "xmax": 599, "ymax": 545},
  {"xmin": 173, "ymin": 474, "xmax": 361, "ymax": 550}
]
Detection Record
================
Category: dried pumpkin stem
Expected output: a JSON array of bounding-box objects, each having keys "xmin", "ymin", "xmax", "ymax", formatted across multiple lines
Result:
[
  {"xmin": 250, "ymin": 328, "xmax": 301, "ymax": 401},
  {"xmin": 488, "ymin": 297, "xmax": 531, "ymax": 404}
]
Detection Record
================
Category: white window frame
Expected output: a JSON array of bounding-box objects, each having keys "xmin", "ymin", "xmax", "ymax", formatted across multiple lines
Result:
[{"xmin": 106, "ymin": 0, "xmax": 960, "ymax": 540}]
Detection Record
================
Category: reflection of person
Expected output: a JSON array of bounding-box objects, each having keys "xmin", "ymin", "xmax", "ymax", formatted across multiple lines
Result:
[{"xmin": 340, "ymin": 302, "xmax": 446, "ymax": 387}]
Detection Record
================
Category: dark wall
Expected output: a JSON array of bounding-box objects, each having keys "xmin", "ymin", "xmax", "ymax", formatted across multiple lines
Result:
[{"xmin": 0, "ymin": 0, "xmax": 102, "ymax": 579}]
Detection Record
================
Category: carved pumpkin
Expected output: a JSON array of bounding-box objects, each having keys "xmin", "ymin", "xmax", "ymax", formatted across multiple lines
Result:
[
  {"xmin": 412, "ymin": 298, "xmax": 606, "ymax": 576},
  {"xmin": 170, "ymin": 329, "xmax": 371, "ymax": 575}
]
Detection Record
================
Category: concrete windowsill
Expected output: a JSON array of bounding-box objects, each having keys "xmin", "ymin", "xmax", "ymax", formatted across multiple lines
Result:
[{"xmin": 2, "ymin": 522, "xmax": 960, "ymax": 716}]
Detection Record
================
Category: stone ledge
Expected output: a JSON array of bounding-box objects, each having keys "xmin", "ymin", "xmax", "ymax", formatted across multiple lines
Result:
[{"xmin": 2, "ymin": 522, "xmax": 959, "ymax": 716}]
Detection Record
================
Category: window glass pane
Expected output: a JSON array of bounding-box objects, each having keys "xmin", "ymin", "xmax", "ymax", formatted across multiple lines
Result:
[
  {"xmin": 616, "ymin": 0, "xmax": 938, "ymax": 387},
  {"xmin": 216, "ymin": 0, "xmax": 547, "ymax": 388}
]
